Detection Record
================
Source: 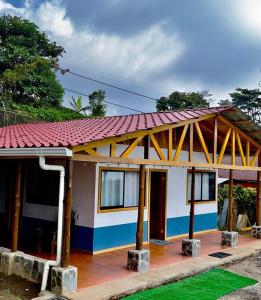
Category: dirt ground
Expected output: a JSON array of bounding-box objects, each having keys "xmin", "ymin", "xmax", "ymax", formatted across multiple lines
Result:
[
  {"xmin": 0, "ymin": 273, "xmax": 40, "ymax": 300},
  {"xmin": 220, "ymin": 253, "xmax": 261, "ymax": 300}
]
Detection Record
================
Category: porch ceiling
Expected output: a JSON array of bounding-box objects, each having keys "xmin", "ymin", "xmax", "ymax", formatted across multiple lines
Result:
[{"xmin": 221, "ymin": 109, "xmax": 261, "ymax": 145}]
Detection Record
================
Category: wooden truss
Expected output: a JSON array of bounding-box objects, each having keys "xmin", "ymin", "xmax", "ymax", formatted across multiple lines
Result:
[{"xmin": 72, "ymin": 114, "xmax": 261, "ymax": 171}]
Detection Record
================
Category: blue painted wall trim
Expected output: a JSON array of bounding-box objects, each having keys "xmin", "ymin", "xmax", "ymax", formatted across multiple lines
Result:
[
  {"xmin": 93, "ymin": 222, "xmax": 148, "ymax": 252},
  {"xmin": 167, "ymin": 212, "xmax": 217, "ymax": 237},
  {"xmin": 71, "ymin": 225, "xmax": 94, "ymax": 252},
  {"xmin": 22, "ymin": 213, "xmax": 216, "ymax": 253}
]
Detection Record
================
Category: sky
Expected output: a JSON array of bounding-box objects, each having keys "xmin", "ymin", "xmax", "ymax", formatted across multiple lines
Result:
[{"xmin": 1, "ymin": 0, "xmax": 261, "ymax": 115}]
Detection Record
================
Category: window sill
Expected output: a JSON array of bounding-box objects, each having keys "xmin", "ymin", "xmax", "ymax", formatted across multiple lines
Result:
[
  {"xmin": 97, "ymin": 206, "xmax": 147, "ymax": 213},
  {"xmin": 186, "ymin": 200, "xmax": 216, "ymax": 205}
]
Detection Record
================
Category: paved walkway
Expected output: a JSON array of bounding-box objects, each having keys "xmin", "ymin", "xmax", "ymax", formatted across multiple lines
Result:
[{"xmin": 65, "ymin": 232, "xmax": 261, "ymax": 300}]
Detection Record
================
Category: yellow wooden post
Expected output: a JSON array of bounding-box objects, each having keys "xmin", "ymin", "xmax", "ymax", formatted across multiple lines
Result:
[
  {"xmin": 189, "ymin": 167, "xmax": 196, "ymax": 239},
  {"xmin": 11, "ymin": 162, "xmax": 21, "ymax": 252},
  {"xmin": 228, "ymin": 169, "xmax": 233, "ymax": 232},
  {"xmin": 136, "ymin": 164, "xmax": 146, "ymax": 250},
  {"xmin": 256, "ymin": 154, "xmax": 261, "ymax": 226},
  {"xmin": 61, "ymin": 158, "xmax": 73, "ymax": 268}
]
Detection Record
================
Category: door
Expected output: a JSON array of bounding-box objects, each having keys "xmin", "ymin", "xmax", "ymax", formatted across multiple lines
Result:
[{"xmin": 149, "ymin": 170, "xmax": 167, "ymax": 240}]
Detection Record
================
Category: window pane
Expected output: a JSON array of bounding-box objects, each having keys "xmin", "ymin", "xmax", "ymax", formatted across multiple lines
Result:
[
  {"xmin": 188, "ymin": 173, "xmax": 201, "ymax": 201},
  {"xmin": 188, "ymin": 173, "xmax": 192, "ymax": 200},
  {"xmin": 202, "ymin": 173, "xmax": 210, "ymax": 200},
  {"xmin": 209, "ymin": 172, "xmax": 216, "ymax": 200},
  {"xmin": 195, "ymin": 173, "xmax": 202, "ymax": 200},
  {"xmin": 101, "ymin": 171, "xmax": 124, "ymax": 208},
  {"xmin": 124, "ymin": 172, "xmax": 139, "ymax": 207}
]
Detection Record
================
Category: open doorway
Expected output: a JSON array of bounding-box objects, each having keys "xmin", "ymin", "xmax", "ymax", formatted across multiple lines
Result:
[{"xmin": 149, "ymin": 170, "xmax": 167, "ymax": 241}]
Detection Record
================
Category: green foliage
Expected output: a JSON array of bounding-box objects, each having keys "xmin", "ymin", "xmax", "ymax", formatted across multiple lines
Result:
[
  {"xmin": 0, "ymin": 15, "xmax": 64, "ymax": 108},
  {"xmin": 88, "ymin": 89, "xmax": 106, "ymax": 117},
  {"xmin": 218, "ymin": 184, "xmax": 256, "ymax": 224},
  {"xmin": 156, "ymin": 91, "xmax": 210, "ymax": 111},
  {"xmin": 12, "ymin": 103, "xmax": 84, "ymax": 122},
  {"xmin": 230, "ymin": 88, "xmax": 261, "ymax": 125},
  {"xmin": 69, "ymin": 96, "xmax": 88, "ymax": 114},
  {"xmin": 218, "ymin": 99, "xmax": 232, "ymax": 106}
]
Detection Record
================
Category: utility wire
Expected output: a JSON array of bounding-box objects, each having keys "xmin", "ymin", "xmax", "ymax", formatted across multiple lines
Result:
[
  {"xmin": 64, "ymin": 87, "xmax": 144, "ymax": 114},
  {"xmin": 60, "ymin": 68, "xmax": 158, "ymax": 102}
]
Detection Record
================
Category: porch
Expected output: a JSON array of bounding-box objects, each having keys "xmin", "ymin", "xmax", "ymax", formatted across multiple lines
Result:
[{"xmin": 37, "ymin": 230, "xmax": 255, "ymax": 290}]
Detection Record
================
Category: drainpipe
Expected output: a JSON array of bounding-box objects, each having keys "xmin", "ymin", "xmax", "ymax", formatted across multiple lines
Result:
[{"xmin": 39, "ymin": 156, "xmax": 65, "ymax": 293}]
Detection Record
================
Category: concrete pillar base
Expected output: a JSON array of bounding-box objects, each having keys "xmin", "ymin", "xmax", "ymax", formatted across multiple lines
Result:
[
  {"xmin": 252, "ymin": 226, "xmax": 261, "ymax": 239},
  {"xmin": 182, "ymin": 239, "xmax": 201, "ymax": 257},
  {"xmin": 127, "ymin": 249, "xmax": 150, "ymax": 272},
  {"xmin": 221, "ymin": 231, "xmax": 238, "ymax": 247},
  {"xmin": 1, "ymin": 252, "xmax": 16, "ymax": 276},
  {"xmin": 0, "ymin": 247, "xmax": 11, "ymax": 273},
  {"xmin": 51, "ymin": 266, "xmax": 77, "ymax": 295}
]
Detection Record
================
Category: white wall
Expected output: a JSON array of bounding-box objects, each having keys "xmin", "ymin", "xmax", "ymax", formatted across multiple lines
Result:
[
  {"xmin": 72, "ymin": 161, "xmax": 96, "ymax": 228},
  {"xmin": 93, "ymin": 144, "xmax": 217, "ymax": 228}
]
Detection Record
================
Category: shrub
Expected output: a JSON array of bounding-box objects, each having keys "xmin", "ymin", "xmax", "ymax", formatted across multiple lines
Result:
[
  {"xmin": 12, "ymin": 103, "xmax": 85, "ymax": 122},
  {"xmin": 218, "ymin": 184, "xmax": 256, "ymax": 225}
]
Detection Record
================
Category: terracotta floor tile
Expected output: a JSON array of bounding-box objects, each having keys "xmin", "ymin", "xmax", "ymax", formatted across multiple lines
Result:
[{"xmin": 29, "ymin": 231, "xmax": 258, "ymax": 290}]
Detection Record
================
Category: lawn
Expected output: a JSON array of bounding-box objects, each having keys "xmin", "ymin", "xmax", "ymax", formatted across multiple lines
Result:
[{"xmin": 124, "ymin": 268, "xmax": 257, "ymax": 300}]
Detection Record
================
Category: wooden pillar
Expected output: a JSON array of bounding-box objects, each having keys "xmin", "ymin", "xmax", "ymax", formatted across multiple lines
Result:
[
  {"xmin": 11, "ymin": 162, "xmax": 21, "ymax": 252},
  {"xmin": 189, "ymin": 167, "xmax": 195, "ymax": 239},
  {"xmin": 61, "ymin": 158, "xmax": 73, "ymax": 268},
  {"xmin": 136, "ymin": 164, "xmax": 146, "ymax": 250},
  {"xmin": 256, "ymin": 155, "xmax": 261, "ymax": 226},
  {"xmin": 228, "ymin": 169, "xmax": 233, "ymax": 232}
]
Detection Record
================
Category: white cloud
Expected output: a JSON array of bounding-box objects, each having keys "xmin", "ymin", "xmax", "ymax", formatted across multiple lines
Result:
[
  {"xmin": 0, "ymin": 0, "xmax": 185, "ymax": 81},
  {"xmin": 0, "ymin": 0, "xmax": 13, "ymax": 10},
  {"xmin": 60, "ymin": 23, "xmax": 185, "ymax": 80},
  {"xmin": 35, "ymin": 1, "xmax": 74, "ymax": 37},
  {"xmin": 229, "ymin": 0, "xmax": 261, "ymax": 38}
]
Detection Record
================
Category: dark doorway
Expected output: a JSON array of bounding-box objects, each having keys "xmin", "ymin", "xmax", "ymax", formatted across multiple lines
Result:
[{"xmin": 149, "ymin": 170, "xmax": 167, "ymax": 241}]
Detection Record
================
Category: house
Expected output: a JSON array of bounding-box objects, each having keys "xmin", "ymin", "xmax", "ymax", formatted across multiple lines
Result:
[
  {"xmin": 0, "ymin": 105, "xmax": 260, "ymax": 294},
  {"xmin": 218, "ymin": 157, "xmax": 257, "ymax": 188}
]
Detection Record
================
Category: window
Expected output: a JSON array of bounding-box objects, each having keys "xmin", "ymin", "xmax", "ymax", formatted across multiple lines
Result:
[
  {"xmin": 100, "ymin": 169, "xmax": 140, "ymax": 210},
  {"xmin": 187, "ymin": 171, "xmax": 216, "ymax": 202},
  {"xmin": 26, "ymin": 164, "xmax": 59, "ymax": 206}
]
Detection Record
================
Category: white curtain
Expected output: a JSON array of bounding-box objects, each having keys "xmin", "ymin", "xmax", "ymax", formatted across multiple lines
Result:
[
  {"xmin": 188, "ymin": 173, "xmax": 202, "ymax": 201},
  {"xmin": 195, "ymin": 173, "xmax": 202, "ymax": 200},
  {"xmin": 124, "ymin": 172, "xmax": 139, "ymax": 207},
  {"xmin": 188, "ymin": 173, "xmax": 192, "ymax": 200},
  {"xmin": 202, "ymin": 173, "xmax": 210, "ymax": 200},
  {"xmin": 101, "ymin": 171, "xmax": 124, "ymax": 207}
]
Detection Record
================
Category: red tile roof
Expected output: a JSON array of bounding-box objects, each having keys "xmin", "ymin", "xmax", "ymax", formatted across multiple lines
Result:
[{"xmin": 0, "ymin": 106, "xmax": 233, "ymax": 149}]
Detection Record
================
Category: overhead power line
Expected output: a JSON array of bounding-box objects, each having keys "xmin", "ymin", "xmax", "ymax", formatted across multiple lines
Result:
[
  {"xmin": 60, "ymin": 68, "xmax": 158, "ymax": 102},
  {"xmin": 64, "ymin": 87, "xmax": 144, "ymax": 114}
]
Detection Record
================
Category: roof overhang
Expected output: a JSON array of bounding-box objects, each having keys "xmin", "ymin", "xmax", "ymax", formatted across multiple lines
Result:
[{"xmin": 0, "ymin": 147, "xmax": 72, "ymax": 158}]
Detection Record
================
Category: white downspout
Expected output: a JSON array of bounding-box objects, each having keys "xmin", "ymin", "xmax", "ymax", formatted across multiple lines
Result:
[{"xmin": 39, "ymin": 156, "xmax": 65, "ymax": 293}]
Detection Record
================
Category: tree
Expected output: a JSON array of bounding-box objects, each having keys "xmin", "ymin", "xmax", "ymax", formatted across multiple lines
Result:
[
  {"xmin": 69, "ymin": 96, "xmax": 88, "ymax": 114},
  {"xmin": 230, "ymin": 88, "xmax": 261, "ymax": 125},
  {"xmin": 218, "ymin": 99, "xmax": 232, "ymax": 106},
  {"xmin": 88, "ymin": 90, "xmax": 106, "ymax": 117},
  {"xmin": 0, "ymin": 15, "xmax": 64, "ymax": 107},
  {"xmin": 156, "ymin": 91, "xmax": 210, "ymax": 111}
]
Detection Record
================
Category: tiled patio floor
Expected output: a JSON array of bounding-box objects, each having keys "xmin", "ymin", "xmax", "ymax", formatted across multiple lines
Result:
[{"xmin": 67, "ymin": 230, "xmax": 254, "ymax": 290}]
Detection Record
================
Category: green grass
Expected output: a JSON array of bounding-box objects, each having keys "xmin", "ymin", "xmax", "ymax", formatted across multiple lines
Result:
[{"xmin": 124, "ymin": 269, "xmax": 257, "ymax": 300}]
